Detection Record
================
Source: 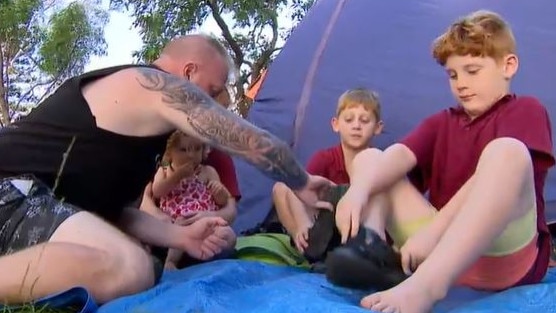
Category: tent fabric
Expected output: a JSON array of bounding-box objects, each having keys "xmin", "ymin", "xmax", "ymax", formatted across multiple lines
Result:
[
  {"xmin": 245, "ymin": 69, "xmax": 268, "ymax": 100},
  {"xmin": 22, "ymin": 260, "xmax": 556, "ymax": 313},
  {"xmin": 231, "ymin": 0, "xmax": 556, "ymax": 233}
]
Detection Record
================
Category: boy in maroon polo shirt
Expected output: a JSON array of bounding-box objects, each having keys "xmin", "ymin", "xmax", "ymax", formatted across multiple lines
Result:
[
  {"xmin": 272, "ymin": 88, "xmax": 384, "ymax": 255},
  {"xmin": 335, "ymin": 10, "xmax": 555, "ymax": 313}
]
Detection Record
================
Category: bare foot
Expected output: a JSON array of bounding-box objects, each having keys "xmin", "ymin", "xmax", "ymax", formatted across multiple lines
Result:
[{"xmin": 360, "ymin": 277, "xmax": 444, "ymax": 313}]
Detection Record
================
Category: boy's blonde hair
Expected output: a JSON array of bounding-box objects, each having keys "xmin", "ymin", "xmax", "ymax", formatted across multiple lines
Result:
[
  {"xmin": 432, "ymin": 10, "xmax": 516, "ymax": 66},
  {"xmin": 336, "ymin": 88, "xmax": 381, "ymax": 120}
]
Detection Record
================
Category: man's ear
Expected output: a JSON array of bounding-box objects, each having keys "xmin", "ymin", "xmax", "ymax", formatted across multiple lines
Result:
[
  {"xmin": 182, "ymin": 63, "xmax": 197, "ymax": 79},
  {"xmin": 331, "ymin": 117, "xmax": 340, "ymax": 133}
]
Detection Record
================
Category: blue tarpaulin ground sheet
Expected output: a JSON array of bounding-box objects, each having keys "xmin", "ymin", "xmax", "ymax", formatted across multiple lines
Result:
[{"xmin": 30, "ymin": 260, "xmax": 555, "ymax": 313}]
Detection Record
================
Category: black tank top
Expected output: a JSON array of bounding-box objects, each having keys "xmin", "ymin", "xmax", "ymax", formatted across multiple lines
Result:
[{"xmin": 0, "ymin": 64, "xmax": 172, "ymax": 222}]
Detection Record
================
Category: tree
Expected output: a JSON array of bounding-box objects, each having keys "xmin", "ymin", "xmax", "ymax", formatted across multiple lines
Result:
[
  {"xmin": 109, "ymin": 0, "xmax": 315, "ymax": 117},
  {"xmin": 0, "ymin": 0, "xmax": 108, "ymax": 126}
]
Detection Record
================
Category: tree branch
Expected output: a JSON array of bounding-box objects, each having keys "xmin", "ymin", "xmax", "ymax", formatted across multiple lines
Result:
[
  {"xmin": 249, "ymin": 14, "xmax": 279, "ymax": 89},
  {"xmin": 205, "ymin": 0, "xmax": 244, "ymax": 67},
  {"xmin": 0, "ymin": 46, "xmax": 7, "ymax": 126}
]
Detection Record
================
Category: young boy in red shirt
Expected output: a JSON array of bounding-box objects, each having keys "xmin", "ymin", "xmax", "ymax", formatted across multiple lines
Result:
[
  {"xmin": 272, "ymin": 88, "xmax": 384, "ymax": 257},
  {"xmin": 335, "ymin": 10, "xmax": 555, "ymax": 313}
]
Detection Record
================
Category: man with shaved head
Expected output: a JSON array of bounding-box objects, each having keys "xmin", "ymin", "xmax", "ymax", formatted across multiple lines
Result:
[{"xmin": 0, "ymin": 34, "xmax": 332, "ymax": 305}]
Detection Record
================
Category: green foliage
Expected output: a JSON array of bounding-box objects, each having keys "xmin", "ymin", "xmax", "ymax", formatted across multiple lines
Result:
[
  {"xmin": 109, "ymin": 0, "xmax": 314, "ymax": 117},
  {"xmin": 39, "ymin": 1, "xmax": 108, "ymax": 77},
  {"xmin": 0, "ymin": 0, "xmax": 108, "ymax": 125}
]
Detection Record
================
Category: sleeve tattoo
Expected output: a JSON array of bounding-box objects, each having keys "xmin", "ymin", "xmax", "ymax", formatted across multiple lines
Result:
[{"xmin": 136, "ymin": 67, "xmax": 309, "ymax": 190}]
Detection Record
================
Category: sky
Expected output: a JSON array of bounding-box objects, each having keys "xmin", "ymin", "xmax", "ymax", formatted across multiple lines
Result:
[
  {"xmin": 83, "ymin": 0, "xmax": 225, "ymax": 72},
  {"xmin": 84, "ymin": 0, "xmax": 294, "ymax": 72}
]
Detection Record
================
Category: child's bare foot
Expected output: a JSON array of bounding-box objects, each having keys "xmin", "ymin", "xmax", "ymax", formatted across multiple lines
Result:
[{"xmin": 360, "ymin": 276, "xmax": 445, "ymax": 313}]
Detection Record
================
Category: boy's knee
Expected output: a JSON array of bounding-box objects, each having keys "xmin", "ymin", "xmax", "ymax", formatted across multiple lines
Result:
[
  {"xmin": 272, "ymin": 182, "xmax": 288, "ymax": 197},
  {"xmin": 483, "ymin": 137, "xmax": 532, "ymax": 165},
  {"xmin": 354, "ymin": 148, "xmax": 383, "ymax": 162}
]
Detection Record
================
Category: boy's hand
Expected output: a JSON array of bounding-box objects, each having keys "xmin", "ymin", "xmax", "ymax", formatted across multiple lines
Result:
[
  {"xmin": 399, "ymin": 225, "xmax": 440, "ymax": 275},
  {"xmin": 335, "ymin": 187, "xmax": 367, "ymax": 243}
]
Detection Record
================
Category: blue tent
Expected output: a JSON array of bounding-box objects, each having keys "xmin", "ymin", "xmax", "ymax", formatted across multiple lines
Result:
[{"xmin": 232, "ymin": 0, "xmax": 556, "ymax": 233}]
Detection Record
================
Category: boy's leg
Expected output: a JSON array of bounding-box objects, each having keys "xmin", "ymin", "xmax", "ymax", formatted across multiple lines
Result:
[
  {"xmin": 361, "ymin": 138, "xmax": 537, "ymax": 313},
  {"xmin": 356, "ymin": 147, "xmax": 479, "ymax": 249},
  {"xmin": 272, "ymin": 182, "xmax": 316, "ymax": 236}
]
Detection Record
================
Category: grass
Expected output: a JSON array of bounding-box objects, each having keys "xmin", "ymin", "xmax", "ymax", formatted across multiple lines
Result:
[{"xmin": 1, "ymin": 304, "xmax": 77, "ymax": 313}]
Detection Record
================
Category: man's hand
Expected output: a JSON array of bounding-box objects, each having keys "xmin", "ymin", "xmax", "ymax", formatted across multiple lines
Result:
[
  {"xmin": 292, "ymin": 175, "xmax": 335, "ymax": 211},
  {"xmin": 335, "ymin": 187, "xmax": 368, "ymax": 243},
  {"xmin": 178, "ymin": 217, "xmax": 236, "ymax": 260}
]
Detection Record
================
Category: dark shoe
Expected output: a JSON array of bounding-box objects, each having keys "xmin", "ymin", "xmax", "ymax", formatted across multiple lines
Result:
[
  {"xmin": 325, "ymin": 227, "xmax": 408, "ymax": 291},
  {"xmin": 304, "ymin": 209, "xmax": 337, "ymax": 263},
  {"xmin": 303, "ymin": 185, "xmax": 349, "ymax": 263}
]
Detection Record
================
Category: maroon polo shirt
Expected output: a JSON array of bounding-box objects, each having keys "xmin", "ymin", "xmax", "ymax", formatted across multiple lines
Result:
[
  {"xmin": 306, "ymin": 145, "xmax": 350, "ymax": 184},
  {"xmin": 400, "ymin": 94, "xmax": 555, "ymax": 283}
]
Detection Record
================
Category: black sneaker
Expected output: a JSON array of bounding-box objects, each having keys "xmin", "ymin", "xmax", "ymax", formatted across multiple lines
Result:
[{"xmin": 325, "ymin": 227, "xmax": 408, "ymax": 291}]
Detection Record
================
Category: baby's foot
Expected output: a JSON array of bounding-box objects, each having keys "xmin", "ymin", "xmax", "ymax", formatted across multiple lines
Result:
[{"xmin": 360, "ymin": 276, "xmax": 444, "ymax": 313}]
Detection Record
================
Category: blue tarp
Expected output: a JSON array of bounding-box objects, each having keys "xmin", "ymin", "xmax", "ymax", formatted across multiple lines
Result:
[
  {"xmin": 29, "ymin": 260, "xmax": 556, "ymax": 313},
  {"xmin": 232, "ymin": 0, "xmax": 556, "ymax": 233}
]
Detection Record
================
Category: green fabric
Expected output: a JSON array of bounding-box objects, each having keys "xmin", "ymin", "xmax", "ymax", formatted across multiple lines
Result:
[{"xmin": 235, "ymin": 233, "xmax": 310, "ymax": 269}]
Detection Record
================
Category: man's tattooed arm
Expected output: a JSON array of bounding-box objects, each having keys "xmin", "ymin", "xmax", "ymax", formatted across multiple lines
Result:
[{"xmin": 136, "ymin": 67, "xmax": 309, "ymax": 190}]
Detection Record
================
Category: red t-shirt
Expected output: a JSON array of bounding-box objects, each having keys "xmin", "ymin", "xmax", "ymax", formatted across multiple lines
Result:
[
  {"xmin": 400, "ymin": 94, "xmax": 555, "ymax": 283},
  {"xmin": 204, "ymin": 149, "xmax": 241, "ymax": 201},
  {"xmin": 306, "ymin": 145, "xmax": 350, "ymax": 184}
]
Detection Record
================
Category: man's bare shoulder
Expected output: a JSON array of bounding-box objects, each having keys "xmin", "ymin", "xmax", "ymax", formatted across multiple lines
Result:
[{"xmin": 82, "ymin": 66, "xmax": 179, "ymax": 136}]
